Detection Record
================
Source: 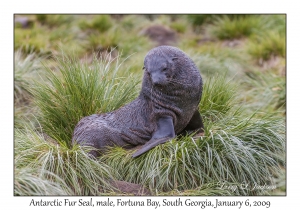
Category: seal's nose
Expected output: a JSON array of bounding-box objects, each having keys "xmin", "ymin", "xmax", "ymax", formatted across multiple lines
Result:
[
  {"xmin": 151, "ymin": 76, "xmax": 160, "ymax": 85},
  {"xmin": 150, "ymin": 72, "xmax": 163, "ymax": 85}
]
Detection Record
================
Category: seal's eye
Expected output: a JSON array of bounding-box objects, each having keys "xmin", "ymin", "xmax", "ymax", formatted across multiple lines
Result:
[
  {"xmin": 162, "ymin": 68, "xmax": 167, "ymax": 72},
  {"xmin": 142, "ymin": 66, "xmax": 145, "ymax": 70}
]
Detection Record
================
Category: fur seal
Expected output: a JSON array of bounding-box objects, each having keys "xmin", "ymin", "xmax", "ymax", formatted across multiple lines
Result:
[{"xmin": 72, "ymin": 45, "xmax": 204, "ymax": 157}]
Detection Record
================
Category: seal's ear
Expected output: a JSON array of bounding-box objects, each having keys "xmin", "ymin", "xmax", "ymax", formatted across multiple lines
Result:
[{"xmin": 168, "ymin": 57, "xmax": 178, "ymax": 64}]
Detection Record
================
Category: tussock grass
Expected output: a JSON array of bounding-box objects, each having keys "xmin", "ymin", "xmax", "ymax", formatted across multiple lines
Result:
[
  {"xmin": 271, "ymin": 168, "xmax": 285, "ymax": 195},
  {"xmin": 257, "ymin": 14, "xmax": 286, "ymax": 35},
  {"xmin": 85, "ymin": 25, "xmax": 151, "ymax": 58},
  {"xmin": 14, "ymin": 27, "xmax": 52, "ymax": 55},
  {"xmin": 209, "ymin": 15, "xmax": 261, "ymax": 40},
  {"xmin": 15, "ymin": 15, "xmax": 82, "ymax": 56},
  {"xmin": 248, "ymin": 31, "xmax": 286, "ymax": 61},
  {"xmin": 79, "ymin": 15, "xmax": 113, "ymax": 33},
  {"xmin": 242, "ymin": 70, "xmax": 286, "ymax": 112},
  {"xmin": 14, "ymin": 105, "xmax": 39, "ymax": 130},
  {"xmin": 14, "ymin": 50, "xmax": 45, "ymax": 128},
  {"xmin": 86, "ymin": 29, "xmax": 121, "ymax": 52},
  {"xmin": 190, "ymin": 52, "xmax": 246, "ymax": 78},
  {"xmin": 14, "ymin": 50, "xmax": 44, "ymax": 102},
  {"xmin": 187, "ymin": 14, "xmax": 215, "ymax": 27},
  {"xmin": 200, "ymin": 75, "xmax": 237, "ymax": 119},
  {"xmin": 36, "ymin": 14, "xmax": 74, "ymax": 28},
  {"xmin": 15, "ymin": 127, "xmax": 115, "ymax": 195},
  {"xmin": 187, "ymin": 15, "xmax": 252, "ymax": 29},
  {"xmin": 31, "ymin": 52, "xmax": 139, "ymax": 148},
  {"xmin": 170, "ymin": 20, "xmax": 188, "ymax": 33},
  {"xmin": 14, "ymin": 167, "xmax": 72, "ymax": 196},
  {"xmin": 158, "ymin": 182, "xmax": 243, "ymax": 196}
]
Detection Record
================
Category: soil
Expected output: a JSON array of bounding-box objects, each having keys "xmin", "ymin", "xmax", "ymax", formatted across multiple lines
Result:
[
  {"xmin": 141, "ymin": 25, "xmax": 177, "ymax": 46},
  {"xmin": 110, "ymin": 180, "xmax": 152, "ymax": 196}
]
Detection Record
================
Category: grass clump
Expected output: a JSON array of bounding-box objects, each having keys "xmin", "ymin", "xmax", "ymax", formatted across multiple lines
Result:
[
  {"xmin": 15, "ymin": 126, "xmax": 115, "ymax": 195},
  {"xmin": 246, "ymin": 15, "xmax": 285, "ymax": 62},
  {"xmin": 209, "ymin": 15, "xmax": 261, "ymax": 40},
  {"xmin": 14, "ymin": 50, "xmax": 46, "ymax": 128},
  {"xmin": 187, "ymin": 14, "xmax": 215, "ymax": 27},
  {"xmin": 31, "ymin": 51, "xmax": 139, "ymax": 148},
  {"xmin": 187, "ymin": 14, "xmax": 252, "ymax": 30},
  {"xmin": 86, "ymin": 30, "xmax": 121, "ymax": 52},
  {"xmin": 258, "ymin": 14, "xmax": 286, "ymax": 35},
  {"xmin": 79, "ymin": 15, "xmax": 113, "ymax": 33},
  {"xmin": 14, "ymin": 50, "xmax": 43, "ymax": 103},
  {"xmin": 200, "ymin": 75, "xmax": 237, "ymax": 119},
  {"xmin": 189, "ymin": 51, "xmax": 246, "ymax": 78},
  {"xmin": 36, "ymin": 14, "xmax": 74, "ymax": 28},
  {"xmin": 248, "ymin": 31, "xmax": 286, "ymax": 61},
  {"xmin": 14, "ymin": 167, "xmax": 72, "ymax": 196},
  {"xmin": 187, "ymin": 14, "xmax": 225, "ymax": 31},
  {"xmin": 158, "ymin": 181, "xmax": 257, "ymax": 196},
  {"xmin": 242, "ymin": 70, "xmax": 286, "ymax": 112},
  {"xmin": 170, "ymin": 20, "xmax": 188, "ymax": 33},
  {"xmin": 14, "ymin": 28, "xmax": 51, "ymax": 55}
]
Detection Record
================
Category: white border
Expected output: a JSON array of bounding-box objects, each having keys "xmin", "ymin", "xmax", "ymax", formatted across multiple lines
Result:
[{"xmin": 2, "ymin": 1, "xmax": 297, "ymax": 209}]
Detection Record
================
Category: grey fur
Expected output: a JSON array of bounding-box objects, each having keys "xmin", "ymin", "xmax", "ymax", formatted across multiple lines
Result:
[{"xmin": 72, "ymin": 46, "xmax": 204, "ymax": 157}]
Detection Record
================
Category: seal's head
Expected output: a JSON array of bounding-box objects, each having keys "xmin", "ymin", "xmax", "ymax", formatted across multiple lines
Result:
[
  {"xmin": 143, "ymin": 46, "xmax": 178, "ymax": 86},
  {"xmin": 141, "ymin": 45, "xmax": 202, "ymax": 104}
]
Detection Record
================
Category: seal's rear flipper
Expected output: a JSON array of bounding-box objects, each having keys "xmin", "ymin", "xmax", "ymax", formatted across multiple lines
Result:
[{"xmin": 132, "ymin": 116, "xmax": 175, "ymax": 158}]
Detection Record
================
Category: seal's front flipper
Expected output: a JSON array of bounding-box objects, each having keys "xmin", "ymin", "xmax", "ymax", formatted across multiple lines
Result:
[
  {"xmin": 132, "ymin": 116, "xmax": 175, "ymax": 158},
  {"xmin": 131, "ymin": 136, "xmax": 170, "ymax": 158}
]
